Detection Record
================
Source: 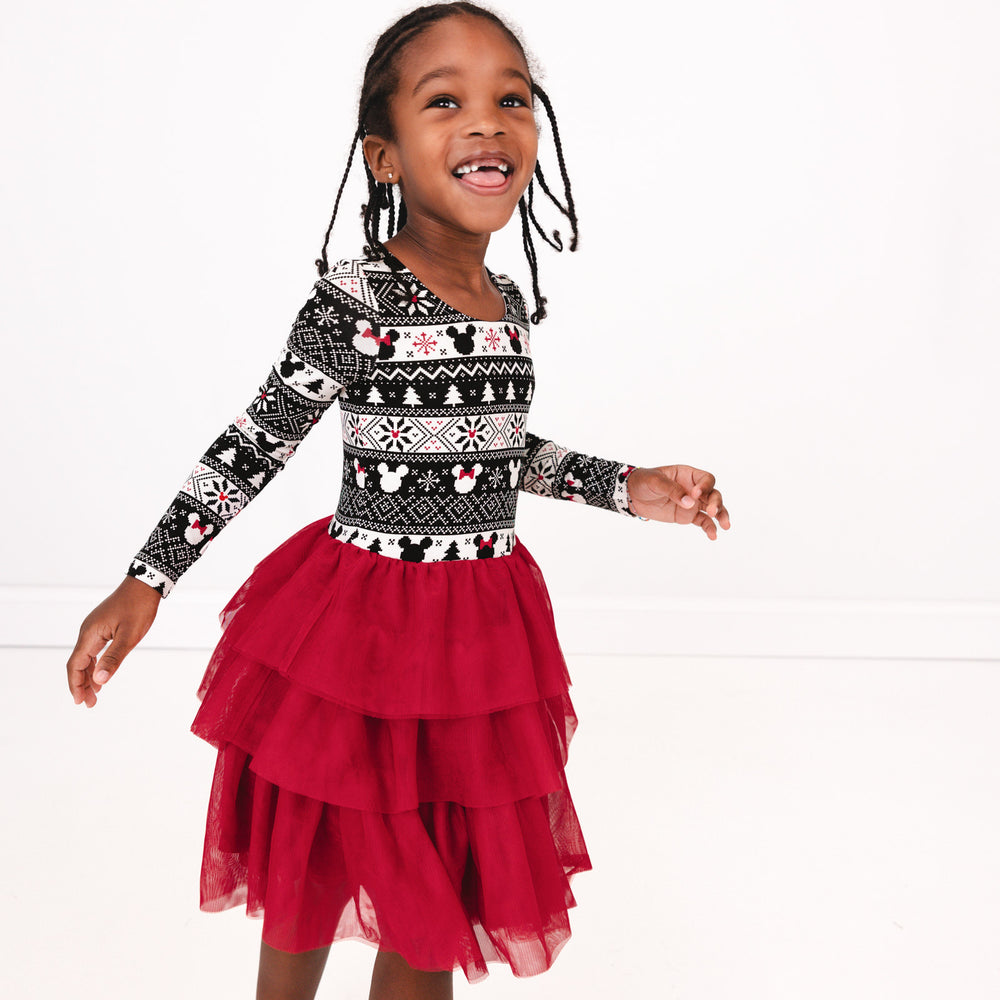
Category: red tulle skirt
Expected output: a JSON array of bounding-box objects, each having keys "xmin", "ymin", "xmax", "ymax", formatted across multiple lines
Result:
[{"xmin": 190, "ymin": 516, "xmax": 592, "ymax": 983}]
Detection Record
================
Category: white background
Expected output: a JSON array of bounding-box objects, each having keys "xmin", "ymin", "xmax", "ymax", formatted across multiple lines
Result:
[
  {"xmin": 2, "ymin": 1, "xmax": 999, "ymax": 997},
  {"xmin": 4, "ymin": 0, "xmax": 997, "ymax": 607}
]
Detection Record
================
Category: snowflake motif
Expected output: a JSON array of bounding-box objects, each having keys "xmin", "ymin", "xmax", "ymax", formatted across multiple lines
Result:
[
  {"xmin": 392, "ymin": 280, "xmax": 434, "ymax": 316},
  {"xmin": 417, "ymin": 469, "xmax": 441, "ymax": 492},
  {"xmin": 205, "ymin": 479, "xmax": 240, "ymax": 516},
  {"xmin": 509, "ymin": 416, "xmax": 524, "ymax": 443},
  {"xmin": 376, "ymin": 416, "xmax": 416, "ymax": 451},
  {"xmin": 456, "ymin": 415, "xmax": 488, "ymax": 451},
  {"xmin": 413, "ymin": 331, "xmax": 438, "ymax": 355},
  {"xmin": 315, "ymin": 303, "xmax": 341, "ymax": 328},
  {"xmin": 344, "ymin": 413, "xmax": 366, "ymax": 446},
  {"xmin": 484, "ymin": 328, "xmax": 501, "ymax": 350},
  {"xmin": 255, "ymin": 385, "xmax": 279, "ymax": 411},
  {"xmin": 488, "ymin": 467, "xmax": 504, "ymax": 489}
]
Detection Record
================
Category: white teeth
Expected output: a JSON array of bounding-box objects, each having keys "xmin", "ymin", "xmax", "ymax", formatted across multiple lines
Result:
[{"xmin": 454, "ymin": 162, "xmax": 510, "ymax": 175}]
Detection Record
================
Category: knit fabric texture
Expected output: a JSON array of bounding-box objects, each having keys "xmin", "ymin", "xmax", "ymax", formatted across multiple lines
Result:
[{"xmin": 128, "ymin": 251, "xmax": 638, "ymax": 596}]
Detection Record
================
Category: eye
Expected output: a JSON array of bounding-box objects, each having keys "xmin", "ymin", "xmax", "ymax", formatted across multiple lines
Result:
[
  {"xmin": 427, "ymin": 95, "xmax": 459, "ymax": 109},
  {"xmin": 500, "ymin": 94, "xmax": 530, "ymax": 109}
]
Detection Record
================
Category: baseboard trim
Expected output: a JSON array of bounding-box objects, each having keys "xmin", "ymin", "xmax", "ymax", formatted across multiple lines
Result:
[{"xmin": 4, "ymin": 585, "xmax": 998, "ymax": 661}]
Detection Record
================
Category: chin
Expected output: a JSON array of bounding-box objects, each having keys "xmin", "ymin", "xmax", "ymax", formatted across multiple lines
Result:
[{"xmin": 463, "ymin": 203, "xmax": 522, "ymax": 236}]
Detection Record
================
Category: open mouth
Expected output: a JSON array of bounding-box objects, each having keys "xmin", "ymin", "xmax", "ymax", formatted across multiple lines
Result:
[{"xmin": 451, "ymin": 155, "xmax": 514, "ymax": 192}]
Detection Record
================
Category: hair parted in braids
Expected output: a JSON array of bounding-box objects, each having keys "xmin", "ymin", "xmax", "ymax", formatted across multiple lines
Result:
[{"xmin": 312, "ymin": 1, "xmax": 578, "ymax": 324}]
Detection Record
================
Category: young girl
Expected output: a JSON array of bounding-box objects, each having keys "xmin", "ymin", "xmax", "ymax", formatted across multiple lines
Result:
[{"xmin": 67, "ymin": 3, "xmax": 730, "ymax": 997}]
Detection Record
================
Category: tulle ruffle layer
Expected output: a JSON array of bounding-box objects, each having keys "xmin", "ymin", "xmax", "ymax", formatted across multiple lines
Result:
[
  {"xmin": 190, "ymin": 517, "xmax": 592, "ymax": 983},
  {"xmin": 200, "ymin": 743, "xmax": 590, "ymax": 981},
  {"xmin": 198, "ymin": 515, "xmax": 572, "ymax": 720}
]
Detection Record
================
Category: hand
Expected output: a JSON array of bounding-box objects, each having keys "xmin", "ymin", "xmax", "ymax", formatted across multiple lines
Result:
[
  {"xmin": 66, "ymin": 576, "xmax": 162, "ymax": 708},
  {"xmin": 626, "ymin": 465, "xmax": 731, "ymax": 539}
]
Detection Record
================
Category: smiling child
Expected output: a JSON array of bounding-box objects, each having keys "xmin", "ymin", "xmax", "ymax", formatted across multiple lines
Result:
[{"xmin": 66, "ymin": 4, "xmax": 729, "ymax": 997}]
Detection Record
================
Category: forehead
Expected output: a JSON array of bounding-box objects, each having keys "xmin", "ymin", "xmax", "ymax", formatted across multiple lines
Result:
[{"xmin": 394, "ymin": 14, "xmax": 531, "ymax": 91}]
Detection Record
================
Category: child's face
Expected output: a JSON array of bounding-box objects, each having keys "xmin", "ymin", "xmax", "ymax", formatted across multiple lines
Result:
[{"xmin": 367, "ymin": 15, "xmax": 539, "ymax": 241}]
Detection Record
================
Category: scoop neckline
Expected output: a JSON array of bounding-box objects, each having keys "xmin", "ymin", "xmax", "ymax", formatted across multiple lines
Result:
[{"xmin": 376, "ymin": 246, "xmax": 514, "ymax": 324}]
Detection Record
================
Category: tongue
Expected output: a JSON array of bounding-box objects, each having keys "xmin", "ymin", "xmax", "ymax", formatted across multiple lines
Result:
[{"xmin": 458, "ymin": 168, "xmax": 508, "ymax": 190}]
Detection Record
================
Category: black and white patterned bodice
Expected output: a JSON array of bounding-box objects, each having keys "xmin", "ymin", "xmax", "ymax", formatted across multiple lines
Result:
[{"xmin": 128, "ymin": 251, "xmax": 637, "ymax": 596}]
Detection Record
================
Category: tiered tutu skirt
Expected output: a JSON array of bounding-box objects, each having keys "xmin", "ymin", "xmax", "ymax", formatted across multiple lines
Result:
[{"xmin": 190, "ymin": 516, "xmax": 592, "ymax": 983}]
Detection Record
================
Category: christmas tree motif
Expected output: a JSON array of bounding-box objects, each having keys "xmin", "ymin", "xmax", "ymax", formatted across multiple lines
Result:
[
  {"xmin": 444, "ymin": 383, "xmax": 463, "ymax": 405},
  {"xmin": 441, "ymin": 539, "xmax": 462, "ymax": 561},
  {"xmin": 481, "ymin": 381, "xmax": 495, "ymax": 403},
  {"xmin": 402, "ymin": 384, "xmax": 422, "ymax": 406},
  {"xmin": 367, "ymin": 384, "xmax": 384, "ymax": 405},
  {"xmin": 505, "ymin": 380, "xmax": 516, "ymax": 401},
  {"xmin": 368, "ymin": 537, "xmax": 382, "ymax": 554},
  {"xmin": 525, "ymin": 382, "xmax": 532, "ymax": 402}
]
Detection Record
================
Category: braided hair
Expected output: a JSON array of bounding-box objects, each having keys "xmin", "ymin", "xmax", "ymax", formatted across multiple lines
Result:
[{"xmin": 313, "ymin": 1, "xmax": 578, "ymax": 324}]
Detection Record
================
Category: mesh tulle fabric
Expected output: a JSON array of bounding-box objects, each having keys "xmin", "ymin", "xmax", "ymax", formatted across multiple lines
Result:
[{"xmin": 191, "ymin": 517, "xmax": 592, "ymax": 983}]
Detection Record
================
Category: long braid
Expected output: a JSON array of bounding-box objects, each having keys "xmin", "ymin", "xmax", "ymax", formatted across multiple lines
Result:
[
  {"xmin": 531, "ymin": 84, "xmax": 579, "ymax": 252},
  {"xmin": 518, "ymin": 196, "xmax": 547, "ymax": 324},
  {"xmin": 533, "ymin": 161, "xmax": 568, "ymax": 222},
  {"xmin": 386, "ymin": 183, "xmax": 396, "ymax": 240},
  {"xmin": 525, "ymin": 177, "xmax": 564, "ymax": 252},
  {"xmin": 362, "ymin": 169, "xmax": 383, "ymax": 253},
  {"xmin": 314, "ymin": 123, "xmax": 364, "ymax": 276}
]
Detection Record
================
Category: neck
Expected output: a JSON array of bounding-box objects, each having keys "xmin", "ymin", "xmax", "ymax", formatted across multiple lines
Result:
[{"xmin": 383, "ymin": 222, "xmax": 492, "ymax": 294}]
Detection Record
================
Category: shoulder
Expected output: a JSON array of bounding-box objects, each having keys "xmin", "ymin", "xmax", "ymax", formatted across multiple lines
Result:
[
  {"xmin": 488, "ymin": 271, "xmax": 530, "ymax": 327},
  {"xmin": 286, "ymin": 257, "xmax": 386, "ymax": 378},
  {"xmin": 319, "ymin": 252, "xmax": 436, "ymax": 320},
  {"xmin": 313, "ymin": 256, "xmax": 384, "ymax": 316},
  {"xmin": 489, "ymin": 270, "xmax": 518, "ymax": 293}
]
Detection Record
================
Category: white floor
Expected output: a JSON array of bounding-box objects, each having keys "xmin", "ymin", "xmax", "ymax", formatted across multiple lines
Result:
[{"xmin": 6, "ymin": 646, "xmax": 1000, "ymax": 999}]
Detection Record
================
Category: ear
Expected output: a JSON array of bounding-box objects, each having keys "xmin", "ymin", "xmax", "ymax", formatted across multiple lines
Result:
[{"xmin": 363, "ymin": 135, "xmax": 397, "ymax": 184}]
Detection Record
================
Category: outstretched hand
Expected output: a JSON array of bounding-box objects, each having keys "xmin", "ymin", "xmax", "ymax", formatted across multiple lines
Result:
[
  {"xmin": 66, "ymin": 576, "xmax": 162, "ymax": 708},
  {"xmin": 626, "ymin": 465, "xmax": 731, "ymax": 539}
]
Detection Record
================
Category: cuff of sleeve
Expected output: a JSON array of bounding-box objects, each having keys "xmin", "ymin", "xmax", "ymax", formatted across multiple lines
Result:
[
  {"xmin": 620, "ymin": 464, "xmax": 642, "ymax": 518},
  {"xmin": 127, "ymin": 557, "xmax": 174, "ymax": 598}
]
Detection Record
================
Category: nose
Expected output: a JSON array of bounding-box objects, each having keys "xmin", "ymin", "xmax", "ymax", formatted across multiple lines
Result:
[{"xmin": 463, "ymin": 102, "xmax": 505, "ymax": 137}]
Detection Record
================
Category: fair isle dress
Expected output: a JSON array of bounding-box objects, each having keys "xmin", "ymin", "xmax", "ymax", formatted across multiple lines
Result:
[{"xmin": 127, "ymin": 247, "xmax": 640, "ymax": 983}]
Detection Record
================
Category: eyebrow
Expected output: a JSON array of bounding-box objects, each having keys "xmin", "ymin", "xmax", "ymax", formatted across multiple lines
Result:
[{"xmin": 410, "ymin": 65, "xmax": 531, "ymax": 97}]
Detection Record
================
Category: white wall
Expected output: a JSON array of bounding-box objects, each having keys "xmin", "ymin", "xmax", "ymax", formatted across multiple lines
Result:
[{"xmin": 3, "ymin": 0, "xmax": 998, "ymax": 642}]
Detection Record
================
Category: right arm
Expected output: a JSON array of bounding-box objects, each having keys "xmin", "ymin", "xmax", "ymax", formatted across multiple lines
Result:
[{"xmin": 67, "ymin": 273, "xmax": 380, "ymax": 707}]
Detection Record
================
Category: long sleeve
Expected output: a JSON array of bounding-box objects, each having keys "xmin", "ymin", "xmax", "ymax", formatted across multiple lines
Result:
[
  {"xmin": 127, "ymin": 274, "xmax": 380, "ymax": 596},
  {"xmin": 519, "ymin": 430, "xmax": 640, "ymax": 517}
]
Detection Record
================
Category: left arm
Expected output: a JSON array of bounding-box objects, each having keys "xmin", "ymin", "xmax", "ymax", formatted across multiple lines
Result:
[
  {"xmin": 518, "ymin": 429, "xmax": 639, "ymax": 516},
  {"xmin": 518, "ymin": 430, "xmax": 732, "ymax": 539}
]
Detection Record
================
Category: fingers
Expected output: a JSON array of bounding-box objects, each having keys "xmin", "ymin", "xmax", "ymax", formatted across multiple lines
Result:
[
  {"xmin": 67, "ymin": 628, "xmax": 110, "ymax": 707},
  {"xmin": 689, "ymin": 484, "xmax": 731, "ymax": 540},
  {"xmin": 716, "ymin": 504, "xmax": 731, "ymax": 531},
  {"xmin": 93, "ymin": 634, "xmax": 133, "ymax": 686},
  {"xmin": 636, "ymin": 465, "xmax": 731, "ymax": 536},
  {"xmin": 67, "ymin": 655, "xmax": 98, "ymax": 708},
  {"xmin": 66, "ymin": 577, "xmax": 161, "ymax": 707},
  {"xmin": 690, "ymin": 470, "xmax": 716, "ymax": 501},
  {"xmin": 66, "ymin": 625, "xmax": 137, "ymax": 707},
  {"xmin": 700, "ymin": 489, "xmax": 732, "ymax": 531},
  {"xmin": 693, "ymin": 511, "xmax": 719, "ymax": 540},
  {"xmin": 649, "ymin": 467, "xmax": 700, "ymax": 509}
]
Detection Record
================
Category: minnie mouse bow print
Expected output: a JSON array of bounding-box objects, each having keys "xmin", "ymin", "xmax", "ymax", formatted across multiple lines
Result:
[
  {"xmin": 184, "ymin": 513, "xmax": 214, "ymax": 546},
  {"xmin": 352, "ymin": 320, "xmax": 398, "ymax": 359}
]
